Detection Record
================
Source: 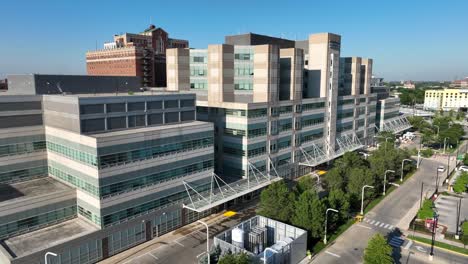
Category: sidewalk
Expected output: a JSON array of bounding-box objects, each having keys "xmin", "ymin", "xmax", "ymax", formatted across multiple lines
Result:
[{"xmin": 404, "ymin": 230, "xmax": 466, "ymax": 248}]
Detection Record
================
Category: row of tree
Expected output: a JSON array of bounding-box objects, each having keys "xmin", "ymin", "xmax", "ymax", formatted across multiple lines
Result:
[
  {"xmin": 258, "ymin": 143, "xmax": 415, "ymax": 243},
  {"xmin": 408, "ymin": 115, "xmax": 464, "ymax": 149}
]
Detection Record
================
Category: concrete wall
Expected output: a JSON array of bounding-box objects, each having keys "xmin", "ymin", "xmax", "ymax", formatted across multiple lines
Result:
[{"xmin": 6, "ymin": 75, "xmax": 141, "ymax": 95}]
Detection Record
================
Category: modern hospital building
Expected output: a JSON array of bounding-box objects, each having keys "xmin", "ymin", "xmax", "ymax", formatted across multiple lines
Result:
[{"xmin": 0, "ymin": 32, "xmax": 410, "ymax": 264}]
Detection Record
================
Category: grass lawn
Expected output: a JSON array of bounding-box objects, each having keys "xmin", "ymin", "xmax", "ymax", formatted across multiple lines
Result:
[
  {"xmin": 408, "ymin": 235, "xmax": 468, "ymax": 255},
  {"xmin": 312, "ymin": 218, "xmax": 355, "ymax": 254}
]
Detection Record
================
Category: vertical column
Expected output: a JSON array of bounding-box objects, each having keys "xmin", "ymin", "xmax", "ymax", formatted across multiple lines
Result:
[
  {"xmin": 308, "ymin": 33, "xmax": 341, "ymax": 156},
  {"xmin": 253, "ymin": 45, "xmax": 279, "ymax": 103},
  {"xmin": 207, "ymin": 44, "xmax": 234, "ymax": 105},
  {"xmin": 350, "ymin": 57, "xmax": 362, "ymax": 96},
  {"xmin": 166, "ymin": 48, "xmax": 190, "ymax": 92},
  {"xmin": 361, "ymin": 58, "xmax": 373, "ymax": 95}
]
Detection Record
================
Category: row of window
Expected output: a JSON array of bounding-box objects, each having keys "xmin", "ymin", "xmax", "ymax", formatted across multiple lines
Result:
[
  {"xmin": 79, "ymin": 99, "xmax": 194, "ymax": 115},
  {"xmin": 302, "ymin": 117, "xmax": 324, "ymax": 128},
  {"xmin": 49, "ymin": 166, "xmax": 100, "ymax": 197},
  {"xmin": 0, "ymin": 166, "xmax": 47, "ymax": 184},
  {"xmin": 0, "ymin": 141, "xmax": 46, "ymax": 157},
  {"xmin": 302, "ymin": 102, "xmax": 326, "ymax": 111},
  {"xmin": 102, "ymin": 182, "xmax": 211, "ymax": 226},
  {"xmin": 99, "ymin": 137, "xmax": 213, "ymax": 168},
  {"xmin": 0, "ymin": 206, "xmax": 76, "ymax": 239},
  {"xmin": 47, "ymin": 141, "xmax": 98, "ymax": 167}
]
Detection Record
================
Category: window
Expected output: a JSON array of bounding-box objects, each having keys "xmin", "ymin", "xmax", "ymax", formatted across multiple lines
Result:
[
  {"xmin": 148, "ymin": 113, "xmax": 163, "ymax": 125},
  {"xmin": 128, "ymin": 115, "xmax": 146, "ymax": 127},
  {"xmin": 165, "ymin": 112, "xmax": 179, "ymax": 123},
  {"xmin": 107, "ymin": 117, "xmax": 127, "ymax": 130},
  {"xmin": 81, "ymin": 118, "xmax": 105, "ymax": 133},
  {"xmin": 80, "ymin": 104, "xmax": 104, "ymax": 114},
  {"xmin": 106, "ymin": 103, "xmax": 126, "ymax": 113},
  {"xmin": 147, "ymin": 101, "xmax": 162, "ymax": 110},
  {"xmin": 180, "ymin": 99, "xmax": 195, "ymax": 108},
  {"xmin": 128, "ymin": 102, "xmax": 145, "ymax": 112},
  {"xmin": 164, "ymin": 100, "xmax": 179, "ymax": 109},
  {"xmin": 181, "ymin": 111, "xmax": 195, "ymax": 121}
]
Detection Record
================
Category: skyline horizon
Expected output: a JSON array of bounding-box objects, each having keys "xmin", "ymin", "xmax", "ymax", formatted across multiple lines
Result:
[{"xmin": 1, "ymin": 1, "xmax": 467, "ymax": 82}]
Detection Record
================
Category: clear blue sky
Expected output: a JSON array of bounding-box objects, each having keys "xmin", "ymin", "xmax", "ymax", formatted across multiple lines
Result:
[{"xmin": 1, "ymin": 0, "xmax": 467, "ymax": 81}]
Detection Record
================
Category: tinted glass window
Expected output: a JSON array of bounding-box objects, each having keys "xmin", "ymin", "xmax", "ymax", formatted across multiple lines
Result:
[
  {"xmin": 165, "ymin": 112, "xmax": 179, "ymax": 123},
  {"xmin": 107, "ymin": 117, "xmax": 126, "ymax": 130},
  {"xmin": 81, "ymin": 118, "xmax": 105, "ymax": 133},
  {"xmin": 181, "ymin": 111, "xmax": 195, "ymax": 121},
  {"xmin": 128, "ymin": 102, "xmax": 145, "ymax": 111},
  {"xmin": 148, "ymin": 113, "xmax": 163, "ymax": 125},
  {"xmin": 128, "ymin": 115, "xmax": 146, "ymax": 127},
  {"xmin": 106, "ymin": 103, "xmax": 126, "ymax": 113},
  {"xmin": 80, "ymin": 104, "xmax": 104, "ymax": 114},
  {"xmin": 164, "ymin": 100, "xmax": 179, "ymax": 109},
  {"xmin": 147, "ymin": 101, "xmax": 162, "ymax": 110},
  {"xmin": 180, "ymin": 99, "xmax": 194, "ymax": 108}
]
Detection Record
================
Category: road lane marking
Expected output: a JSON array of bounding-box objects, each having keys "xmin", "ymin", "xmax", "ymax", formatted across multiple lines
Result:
[
  {"xmin": 374, "ymin": 221, "xmax": 381, "ymax": 226},
  {"xmin": 357, "ymin": 224, "xmax": 372, "ymax": 229},
  {"xmin": 370, "ymin": 220, "xmax": 376, "ymax": 225},
  {"xmin": 174, "ymin": 241, "xmax": 185, "ymax": 247},
  {"xmin": 415, "ymin": 245, "xmax": 427, "ymax": 253},
  {"xmin": 325, "ymin": 251, "xmax": 341, "ymax": 258},
  {"xmin": 379, "ymin": 223, "xmax": 385, "ymax": 227},
  {"xmin": 404, "ymin": 240, "xmax": 413, "ymax": 250},
  {"xmin": 388, "ymin": 225, "xmax": 394, "ymax": 230},
  {"xmin": 148, "ymin": 252, "xmax": 159, "ymax": 260},
  {"xmin": 384, "ymin": 224, "xmax": 390, "ymax": 229}
]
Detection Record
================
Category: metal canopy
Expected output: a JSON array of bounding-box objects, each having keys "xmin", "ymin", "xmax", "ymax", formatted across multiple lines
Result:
[
  {"xmin": 182, "ymin": 157, "xmax": 281, "ymax": 212},
  {"xmin": 381, "ymin": 115, "xmax": 412, "ymax": 134},
  {"xmin": 299, "ymin": 132, "xmax": 364, "ymax": 167}
]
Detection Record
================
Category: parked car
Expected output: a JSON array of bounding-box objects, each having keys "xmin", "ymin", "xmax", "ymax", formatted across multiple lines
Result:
[
  {"xmin": 458, "ymin": 165, "xmax": 468, "ymax": 172},
  {"xmin": 437, "ymin": 165, "xmax": 445, "ymax": 172}
]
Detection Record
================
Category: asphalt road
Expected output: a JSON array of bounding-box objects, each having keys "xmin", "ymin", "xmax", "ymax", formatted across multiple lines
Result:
[{"xmin": 311, "ymin": 142, "xmax": 468, "ymax": 264}]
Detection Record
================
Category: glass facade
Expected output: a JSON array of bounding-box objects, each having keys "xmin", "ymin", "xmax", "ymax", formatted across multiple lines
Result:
[
  {"xmin": 0, "ymin": 205, "xmax": 76, "ymax": 239},
  {"xmin": 99, "ymin": 137, "xmax": 213, "ymax": 168},
  {"xmin": 47, "ymin": 141, "xmax": 98, "ymax": 167},
  {"xmin": 0, "ymin": 140, "xmax": 46, "ymax": 157},
  {"xmin": 0, "ymin": 165, "xmax": 48, "ymax": 184}
]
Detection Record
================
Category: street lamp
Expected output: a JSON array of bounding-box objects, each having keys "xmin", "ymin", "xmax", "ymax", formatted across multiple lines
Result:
[
  {"xmin": 374, "ymin": 136, "xmax": 392, "ymax": 154},
  {"xmin": 361, "ymin": 185, "xmax": 374, "ymax": 215},
  {"xmin": 359, "ymin": 151, "xmax": 370, "ymax": 160},
  {"xmin": 435, "ymin": 168, "xmax": 440, "ymax": 194},
  {"xmin": 263, "ymin": 247, "xmax": 278, "ymax": 264},
  {"xmin": 433, "ymin": 125, "xmax": 440, "ymax": 136},
  {"xmin": 417, "ymin": 149, "xmax": 422, "ymax": 169},
  {"xmin": 383, "ymin": 170, "xmax": 395, "ymax": 195},
  {"xmin": 429, "ymin": 208, "xmax": 439, "ymax": 261},
  {"xmin": 401, "ymin": 159, "xmax": 412, "ymax": 182},
  {"xmin": 443, "ymin": 137, "xmax": 449, "ymax": 154},
  {"xmin": 45, "ymin": 252, "xmax": 57, "ymax": 264},
  {"xmin": 324, "ymin": 208, "xmax": 339, "ymax": 245},
  {"xmin": 197, "ymin": 220, "xmax": 210, "ymax": 264}
]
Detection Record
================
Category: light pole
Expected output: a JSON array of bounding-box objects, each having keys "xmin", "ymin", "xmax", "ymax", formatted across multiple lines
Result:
[
  {"xmin": 433, "ymin": 125, "xmax": 440, "ymax": 136},
  {"xmin": 435, "ymin": 168, "xmax": 439, "ymax": 194},
  {"xmin": 263, "ymin": 247, "xmax": 278, "ymax": 264},
  {"xmin": 383, "ymin": 170, "xmax": 395, "ymax": 195},
  {"xmin": 361, "ymin": 185, "xmax": 374, "ymax": 215},
  {"xmin": 401, "ymin": 159, "xmax": 412, "ymax": 182},
  {"xmin": 417, "ymin": 149, "xmax": 421, "ymax": 169},
  {"xmin": 197, "ymin": 220, "xmax": 210, "ymax": 264},
  {"xmin": 44, "ymin": 252, "xmax": 57, "ymax": 264},
  {"xmin": 324, "ymin": 208, "xmax": 339, "ymax": 245},
  {"xmin": 374, "ymin": 136, "xmax": 392, "ymax": 154},
  {"xmin": 443, "ymin": 137, "xmax": 449, "ymax": 154},
  {"xmin": 359, "ymin": 151, "xmax": 370, "ymax": 160},
  {"xmin": 429, "ymin": 209, "xmax": 439, "ymax": 261},
  {"xmin": 446, "ymin": 152, "xmax": 450, "ymax": 183}
]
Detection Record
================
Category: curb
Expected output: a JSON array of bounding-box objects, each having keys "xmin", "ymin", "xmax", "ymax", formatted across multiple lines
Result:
[{"xmin": 408, "ymin": 237, "xmax": 468, "ymax": 257}]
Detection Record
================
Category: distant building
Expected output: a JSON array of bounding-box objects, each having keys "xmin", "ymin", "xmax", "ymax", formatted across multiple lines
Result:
[
  {"xmin": 402, "ymin": 81, "xmax": 415, "ymax": 89},
  {"xmin": 214, "ymin": 215, "xmax": 307, "ymax": 264},
  {"xmin": 424, "ymin": 88, "xmax": 468, "ymax": 111},
  {"xmin": 86, "ymin": 24, "xmax": 189, "ymax": 88},
  {"xmin": 0, "ymin": 79, "xmax": 7, "ymax": 91},
  {"xmin": 451, "ymin": 77, "xmax": 468, "ymax": 88},
  {"xmin": 371, "ymin": 77, "xmax": 407, "ymax": 132}
]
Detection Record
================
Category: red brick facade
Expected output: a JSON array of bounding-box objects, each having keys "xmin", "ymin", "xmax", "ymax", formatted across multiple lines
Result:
[{"xmin": 86, "ymin": 25, "xmax": 188, "ymax": 87}]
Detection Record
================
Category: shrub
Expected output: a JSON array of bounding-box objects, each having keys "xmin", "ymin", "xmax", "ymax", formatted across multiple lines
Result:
[{"xmin": 453, "ymin": 172, "xmax": 468, "ymax": 194}]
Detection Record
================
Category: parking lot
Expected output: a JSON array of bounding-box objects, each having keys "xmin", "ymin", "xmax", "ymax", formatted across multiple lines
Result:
[{"xmin": 435, "ymin": 194, "xmax": 468, "ymax": 233}]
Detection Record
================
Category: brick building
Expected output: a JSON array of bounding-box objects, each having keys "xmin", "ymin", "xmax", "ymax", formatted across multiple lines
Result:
[{"xmin": 86, "ymin": 25, "xmax": 188, "ymax": 87}]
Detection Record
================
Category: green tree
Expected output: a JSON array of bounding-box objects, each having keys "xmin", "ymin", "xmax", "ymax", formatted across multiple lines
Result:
[
  {"xmin": 346, "ymin": 168, "xmax": 375, "ymax": 207},
  {"xmin": 335, "ymin": 151, "xmax": 368, "ymax": 170},
  {"xmin": 218, "ymin": 252, "xmax": 252, "ymax": 264},
  {"xmin": 291, "ymin": 191, "xmax": 326, "ymax": 238},
  {"xmin": 464, "ymin": 153, "xmax": 468, "ymax": 166},
  {"xmin": 363, "ymin": 234, "xmax": 393, "ymax": 264},
  {"xmin": 453, "ymin": 172, "xmax": 468, "ymax": 194},
  {"xmin": 258, "ymin": 180, "xmax": 295, "ymax": 222},
  {"xmin": 295, "ymin": 175, "xmax": 317, "ymax": 195},
  {"xmin": 324, "ymin": 167, "xmax": 346, "ymax": 191},
  {"xmin": 327, "ymin": 189, "xmax": 350, "ymax": 223}
]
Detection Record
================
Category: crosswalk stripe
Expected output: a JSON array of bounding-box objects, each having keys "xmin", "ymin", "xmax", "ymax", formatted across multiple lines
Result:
[
  {"xmin": 379, "ymin": 223, "xmax": 385, "ymax": 227},
  {"xmin": 374, "ymin": 221, "xmax": 380, "ymax": 226},
  {"xmin": 365, "ymin": 218, "xmax": 370, "ymax": 223},
  {"xmin": 384, "ymin": 224, "xmax": 390, "ymax": 229},
  {"xmin": 370, "ymin": 220, "xmax": 375, "ymax": 224},
  {"xmin": 388, "ymin": 225, "xmax": 394, "ymax": 230}
]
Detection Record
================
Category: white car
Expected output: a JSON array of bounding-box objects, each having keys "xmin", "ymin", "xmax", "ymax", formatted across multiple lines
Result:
[
  {"xmin": 437, "ymin": 165, "xmax": 445, "ymax": 172},
  {"xmin": 458, "ymin": 165, "xmax": 468, "ymax": 172}
]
